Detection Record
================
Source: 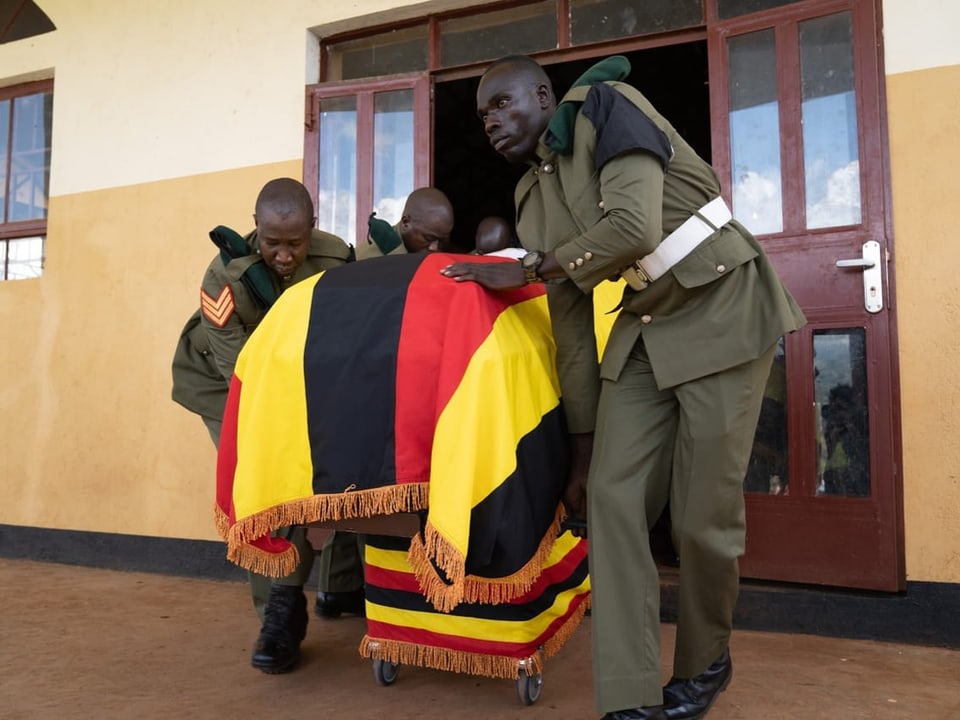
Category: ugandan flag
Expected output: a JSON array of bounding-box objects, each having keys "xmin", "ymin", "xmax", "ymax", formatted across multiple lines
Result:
[
  {"xmin": 360, "ymin": 531, "xmax": 590, "ymax": 680},
  {"xmin": 216, "ymin": 252, "xmax": 570, "ymax": 611}
]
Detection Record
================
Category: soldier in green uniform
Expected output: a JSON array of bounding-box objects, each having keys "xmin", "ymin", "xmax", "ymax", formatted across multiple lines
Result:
[
  {"xmin": 355, "ymin": 186, "xmax": 454, "ymax": 260},
  {"xmin": 171, "ymin": 178, "xmax": 365, "ymax": 674},
  {"xmin": 441, "ymin": 56, "xmax": 806, "ymax": 720}
]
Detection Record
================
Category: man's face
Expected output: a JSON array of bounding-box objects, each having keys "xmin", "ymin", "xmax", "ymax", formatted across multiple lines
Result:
[
  {"xmin": 476, "ymin": 64, "xmax": 550, "ymax": 164},
  {"xmin": 401, "ymin": 213, "xmax": 453, "ymax": 253},
  {"xmin": 254, "ymin": 207, "xmax": 314, "ymax": 280}
]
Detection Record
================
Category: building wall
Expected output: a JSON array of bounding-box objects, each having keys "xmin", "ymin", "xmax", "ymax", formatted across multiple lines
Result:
[
  {"xmin": 883, "ymin": 0, "xmax": 960, "ymax": 583},
  {"xmin": 0, "ymin": 0, "xmax": 958, "ymax": 583}
]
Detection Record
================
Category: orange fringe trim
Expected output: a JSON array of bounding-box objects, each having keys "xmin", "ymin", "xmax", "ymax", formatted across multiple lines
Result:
[
  {"xmin": 213, "ymin": 505, "xmax": 231, "ymax": 541},
  {"xmin": 221, "ymin": 483, "xmax": 429, "ymax": 577},
  {"xmin": 359, "ymin": 637, "xmax": 542, "ymax": 681},
  {"xmin": 408, "ymin": 504, "xmax": 565, "ymax": 613},
  {"xmin": 357, "ymin": 589, "xmax": 591, "ymax": 680}
]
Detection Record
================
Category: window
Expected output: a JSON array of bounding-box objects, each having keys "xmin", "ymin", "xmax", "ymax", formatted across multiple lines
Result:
[{"xmin": 1, "ymin": 79, "xmax": 52, "ymax": 281}]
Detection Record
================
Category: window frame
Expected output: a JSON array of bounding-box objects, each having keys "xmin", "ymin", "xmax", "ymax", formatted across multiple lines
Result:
[{"xmin": 1, "ymin": 78, "xmax": 53, "ymax": 281}]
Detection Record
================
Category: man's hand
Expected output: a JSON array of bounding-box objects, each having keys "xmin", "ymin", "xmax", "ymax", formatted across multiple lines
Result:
[
  {"xmin": 562, "ymin": 432, "xmax": 593, "ymax": 538},
  {"xmin": 440, "ymin": 260, "xmax": 527, "ymax": 290}
]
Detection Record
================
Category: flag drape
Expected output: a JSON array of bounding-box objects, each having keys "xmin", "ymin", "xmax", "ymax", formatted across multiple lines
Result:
[{"xmin": 216, "ymin": 252, "xmax": 573, "ymax": 612}]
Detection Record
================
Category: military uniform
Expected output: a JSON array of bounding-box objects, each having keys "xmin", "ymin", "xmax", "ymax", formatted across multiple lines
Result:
[
  {"xmin": 172, "ymin": 227, "xmax": 364, "ymax": 620},
  {"xmin": 514, "ymin": 80, "xmax": 806, "ymax": 713},
  {"xmin": 354, "ymin": 214, "xmax": 405, "ymax": 261}
]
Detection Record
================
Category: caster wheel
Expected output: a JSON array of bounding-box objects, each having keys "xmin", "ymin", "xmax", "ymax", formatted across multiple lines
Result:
[
  {"xmin": 516, "ymin": 668, "xmax": 543, "ymax": 705},
  {"xmin": 372, "ymin": 658, "xmax": 400, "ymax": 686}
]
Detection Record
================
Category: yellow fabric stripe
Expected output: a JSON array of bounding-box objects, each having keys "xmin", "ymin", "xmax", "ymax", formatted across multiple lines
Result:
[
  {"xmin": 593, "ymin": 278, "xmax": 624, "ymax": 359},
  {"xmin": 427, "ymin": 294, "xmax": 559, "ymax": 555},
  {"xmin": 366, "ymin": 532, "xmax": 590, "ymax": 643},
  {"xmin": 232, "ymin": 274, "xmax": 323, "ymax": 519}
]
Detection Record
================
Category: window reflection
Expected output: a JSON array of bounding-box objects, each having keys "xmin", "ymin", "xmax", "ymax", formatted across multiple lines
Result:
[
  {"xmin": 316, "ymin": 97, "xmax": 357, "ymax": 246},
  {"xmin": 569, "ymin": 0, "xmax": 702, "ymax": 44},
  {"xmin": 801, "ymin": 12, "xmax": 861, "ymax": 228},
  {"xmin": 746, "ymin": 337, "xmax": 788, "ymax": 495},
  {"xmin": 440, "ymin": 1, "xmax": 557, "ymax": 67},
  {"xmin": 814, "ymin": 329, "xmax": 870, "ymax": 497},
  {"xmin": 373, "ymin": 91, "xmax": 414, "ymax": 225},
  {"xmin": 727, "ymin": 30, "xmax": 782, "ymax": 235},
  {"xmin": 5, "ymin": 236, "xmax": 43, "ymax": 279}
]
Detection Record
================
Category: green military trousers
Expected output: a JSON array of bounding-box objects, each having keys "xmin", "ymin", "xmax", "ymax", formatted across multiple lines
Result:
[
  {"xmin": 248, "ymin": 529, "xmax": 365, "ymax": 622},
  {"xmin": 587, "ymin": 336, "xmax": 776, "ymax": 713}
]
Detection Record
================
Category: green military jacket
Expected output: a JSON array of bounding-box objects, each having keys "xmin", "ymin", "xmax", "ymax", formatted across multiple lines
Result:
[
  {"xmin": 515, "ymin": 81, "xmax": 805, "ymax": 433},
  {"xmin": 171, "ymin": 227, "xmax": 352, "ymax": 420}
]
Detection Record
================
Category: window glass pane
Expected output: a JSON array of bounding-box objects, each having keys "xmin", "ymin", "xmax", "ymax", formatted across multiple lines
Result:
[
  {"xmin": 316, "ymin": 96, "xmax": 357, "ymax": 246},
  {"xmin": 0, "ymin": 99, "xmax": 8, "ymax": 222},
  {"xmin": 746, "ymin": 337, "xmax": 788, "ymax": 494},
  {"xmin": 728, "ymin": 30, "xmax": 782, "ymax": 235},
  {"xmin": 440, "ymin": 1, "xmax": 557, "ymax": 67},
  {"xmin": 10, "ymin": 91, "xmax": 52, "ymax": 222},
  {"xmin": 4, "ymin": 236, "xmax": 43, "ymax": 280},
  {"xmin": 801, "ymin": 12, "xmax": 860, "ymax": 229},
  {"xmin": 328, "ymin": 24, "xmax": 428, "ymax": 81},
  {"xmin": 718, "ymin": 0, "xmax": 802, "ymax": 19},
  {"xmin": 814, "ymin": 329, "xmax": 870, "ymax": 497},
  {"xmin": 373, "ymin": 90, "xmax": 414, "ymax": 224},
  {"xmin": 570, "ymin": 0, "xmax": 702, "ymax": 45}
]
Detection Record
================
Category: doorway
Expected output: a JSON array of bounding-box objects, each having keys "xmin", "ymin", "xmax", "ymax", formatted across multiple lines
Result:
[{"xmin": 432, "ymin": 42, "xmax": 710, "ymax": 252}]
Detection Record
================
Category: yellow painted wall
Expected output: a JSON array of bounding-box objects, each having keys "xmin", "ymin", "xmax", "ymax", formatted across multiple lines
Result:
[
  {"xmin": 885, "ymin": 63, "xmax": 960, "ymax": 583},
  {"xmin": 1, "ymin": 0, "xmax": 960, "ymax": 585}
]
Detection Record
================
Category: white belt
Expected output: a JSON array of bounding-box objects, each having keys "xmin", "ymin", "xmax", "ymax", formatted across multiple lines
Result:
[{"xmin": 621, "ymin": 196, "xmax": 732, "ymax": 291}]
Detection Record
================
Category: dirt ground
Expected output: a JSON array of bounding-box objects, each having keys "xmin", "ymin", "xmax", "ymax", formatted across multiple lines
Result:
[{"xmin": 2, "ymin": 558, "xmax": 960, "ymax": 720}]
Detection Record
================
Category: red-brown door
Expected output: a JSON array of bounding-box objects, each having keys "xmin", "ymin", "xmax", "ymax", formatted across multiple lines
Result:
[{"xmin": 708, "ymin": 0, "xmax": 904, "ymax": 590}]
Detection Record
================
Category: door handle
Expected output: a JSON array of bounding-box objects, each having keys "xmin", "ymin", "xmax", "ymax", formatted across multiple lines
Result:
[{"xmin": 835, "ymin": 240, "xmax": 882, "ymax": 313}]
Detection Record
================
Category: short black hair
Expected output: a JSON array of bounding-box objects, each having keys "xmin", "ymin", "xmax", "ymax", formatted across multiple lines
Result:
[
  {"xmin": 255, "ymin": 178, "xmax": 314, "ymax": 220},
  {"xmin": 483, "ymin": 54, "xmax": 551, "ymax": 87}
]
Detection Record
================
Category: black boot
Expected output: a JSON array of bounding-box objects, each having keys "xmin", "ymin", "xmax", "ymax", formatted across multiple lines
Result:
[
  {"xmin": 315, "ymin": 588, "xmax": 366, "ymax": 619},
  {"xmin": 250, "ymin": 584, "xmax": 308, "ymax": 674}
]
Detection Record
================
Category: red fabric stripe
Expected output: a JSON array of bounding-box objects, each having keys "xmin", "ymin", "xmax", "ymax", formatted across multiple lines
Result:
[
  {"xmin": 393, "ymin": 253, "xmax": 543, "ymax": 486},
  {"xmin": 507, "ymin": 539, "xmax": 589, "ymax": 604},
  {"xmin": 216, "ymin": 375, "xmax": 242, "ymax": 524},
  {"xmin": 365, "ymin": 593, "xmax": 587, "ymax": 658},
  {"xmin": 364, "ymin": 564, "xmax": 423, "ymax": 594}
]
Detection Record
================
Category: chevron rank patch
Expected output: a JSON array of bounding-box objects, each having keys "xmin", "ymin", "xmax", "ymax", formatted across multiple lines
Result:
[{"xmin": 201, "ymin": 285, "xmax": 235, "ymax": 327}]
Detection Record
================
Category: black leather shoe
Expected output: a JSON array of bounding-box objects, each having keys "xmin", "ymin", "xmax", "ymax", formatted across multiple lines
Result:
[
  {"xmin": 661, "ymin": 648, "xmax": 733, "ymax": 719},
  {"xmin": 250, "ymin": 584, "xmax": 308, "ymax": 674},
  {"xmin": 602, "ymin": 708, "xmax": 666, "ymax": 719},
  {"xmin": 314, "ymin": 588, "xmax": 365, "ymax": 619}
]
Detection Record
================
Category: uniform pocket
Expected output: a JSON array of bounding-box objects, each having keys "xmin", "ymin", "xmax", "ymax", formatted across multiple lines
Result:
[{"xmin": 669, "ymin": 226, "xmax": 758, "ymax": 290}]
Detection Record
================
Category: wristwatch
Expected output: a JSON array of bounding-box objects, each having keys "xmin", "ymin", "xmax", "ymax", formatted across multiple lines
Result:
[{"xmin": 520, "ymin": 250, "xmax": 545, "ymax": 284}]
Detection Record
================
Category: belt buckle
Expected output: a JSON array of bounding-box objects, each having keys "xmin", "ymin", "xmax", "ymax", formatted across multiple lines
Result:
[{"xmin": 621, "ymin": 260, "xmax": 651, "ymax": 291}]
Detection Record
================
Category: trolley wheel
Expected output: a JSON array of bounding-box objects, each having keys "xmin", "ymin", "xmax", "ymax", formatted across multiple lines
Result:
[
  {"xmin": 516, "ymin": 668, "xmax": 543, "ymax": 705},
  {"xmin": 372, "ymin": 658, "xmax": 400, "ymax": 686}
]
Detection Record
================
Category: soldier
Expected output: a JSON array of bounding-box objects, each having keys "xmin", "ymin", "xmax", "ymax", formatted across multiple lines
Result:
[
  {"xmin": 441, "ymin": 55, "xmax": 806, "ymax": 720},
  {"xmin": 355, "ymin": 187, "xmax": 454, "ymax": 260},
  {"xmin": 171, "ymin": 178, "xmax": 364, "ymax": 674}
]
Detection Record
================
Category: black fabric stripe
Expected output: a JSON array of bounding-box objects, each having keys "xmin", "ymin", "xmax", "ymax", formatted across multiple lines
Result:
[
  {"xmin": 465, "ymin": 405, "xmax": 570, "ymax": 578},
  {"xmin": 365, "ymin": 545, "xmax": 588, "ymax": 621},
  {"xmin": 303, "ymin": 255, "xmax": 422, "ymax": 493}
]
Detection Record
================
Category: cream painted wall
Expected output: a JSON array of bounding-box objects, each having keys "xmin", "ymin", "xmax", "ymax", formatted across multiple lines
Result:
[
  {"xmin": 885, "ymin": 63, "xmax": 960, "ymax": 583},
  {"xmin": 883, "ymin": 0, "xmax": 960, "ymax": 74},
  {"xmin": 0, "ymin": 162, "xmax": 299, "ymax": 539},
  {"xmin": 0, "ymin": 0, "xmax": 431, "ymax": 196}
]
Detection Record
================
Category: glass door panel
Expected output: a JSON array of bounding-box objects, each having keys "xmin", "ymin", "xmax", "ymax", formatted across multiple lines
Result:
[
  {"xmin": 814, "ymin": 329, "xmax": 870, "ymax": 497},
  {"xmin": 373, "ymin": 90, "xmax": 415, "ymax": 224},
  {"xmin": 727, "ymin": 29, "xmax": 782, "ymax": 235},
  {"xmin": 316, "ymin": 96, "xmax": 358, "ymax": 246},
  {"xmin": 800, "ymin": 12, "xmax": 861, "ymax": 229}
]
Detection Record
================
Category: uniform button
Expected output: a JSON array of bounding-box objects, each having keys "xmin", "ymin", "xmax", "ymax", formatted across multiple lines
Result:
[
  {"xmin": 542, "ymin": 163, "xmax": 554, "ymax": 173},
  {"xmin": 641, "ymin": 314, "xmax": 653, "ymax": 324},
  {"xmin": 598, "ymin": 200, "xmax": 604, "ymax": 209},
  {"xmin": 576, "ymin": 257, "xmax": 584, "ymax": 266},
  {"xmin": 584, "ymin": 251, "xmax": 593, "ymax": 261},
  {"xmin": 716, "ymin": 264, "xmax": 726, "ymax": 273},
  {"xmin": 568, "ymin": 262, "xmax": 576, "ymax": 270}
]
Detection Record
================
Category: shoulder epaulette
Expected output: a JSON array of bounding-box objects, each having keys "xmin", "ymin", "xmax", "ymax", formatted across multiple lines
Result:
[
  {"xmin": 209, "ymin": 225, "xmax": 277, "ymax": 310},
  {"xmin": 367, "ymin": 214, "xmax": 403, "ymax": 255}
]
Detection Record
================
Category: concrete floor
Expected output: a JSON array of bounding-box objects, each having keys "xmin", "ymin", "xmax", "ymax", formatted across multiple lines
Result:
[{"xmin": 2, "ymin": 558, "xmax": 959, "ymax": 720}]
